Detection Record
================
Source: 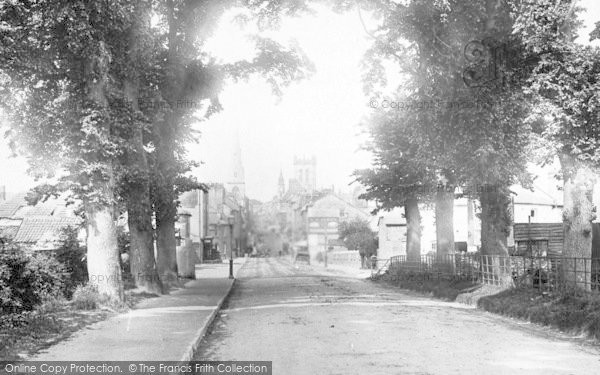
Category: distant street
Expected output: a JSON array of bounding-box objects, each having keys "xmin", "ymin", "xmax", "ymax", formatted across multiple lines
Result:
[{"xmin": 195, "ymin": 257, "xmax": 600, "ymax": 375}]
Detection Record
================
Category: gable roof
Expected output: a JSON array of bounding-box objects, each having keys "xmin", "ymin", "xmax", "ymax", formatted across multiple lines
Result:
[
  {"xmin": 0, "ymin": 193, "xmax": 28, "ymax": 218},
  {"xmin": 12, "ymin": 216, "xmax": 81, "ymax": 244},
  {"xmin": 0, "ymin": 192, "xmax": 81, "ymax": 247}
]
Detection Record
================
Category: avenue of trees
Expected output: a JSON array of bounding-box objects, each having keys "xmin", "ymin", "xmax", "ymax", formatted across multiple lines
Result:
[
  {"xmin": 354, "ymin": 0, "xmax": 600, "ymax": 288},
  {"xmin": 1, "ymin": 0, "xmax": 598, "ymax": 298},
  {"xmin": 0, "ymin": 0, "xmax": 313, "ymax": 301}
]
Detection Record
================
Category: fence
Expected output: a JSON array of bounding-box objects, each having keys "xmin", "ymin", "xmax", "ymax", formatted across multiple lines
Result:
[
  {"xmin": 387, "ymin": 253, "xmax": 600, "ymax": 292},
  {"xmin": 328, "ymin": 250, "xmax": 363, "ymax": 268}
]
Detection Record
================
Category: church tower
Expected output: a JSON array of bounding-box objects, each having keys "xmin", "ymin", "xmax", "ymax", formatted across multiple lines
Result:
[
  {"xmin": 293, "ymin": 155, "xmax": 316, "ymax": 192},
  {"xmin": 227, "ymin": 130, "xmax": 245, "ymax": 201}
]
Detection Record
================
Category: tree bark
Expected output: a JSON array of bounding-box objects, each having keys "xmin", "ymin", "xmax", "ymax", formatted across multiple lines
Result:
[
  {"xmin": 154, "ymin": 0, "xmax": 182, "ymax": 286},
  {"xmin": 405, "ymin": 197, "xmax": 422, "ymax": 262},
  {"xmin": 435, "ymin": 187, "xmax": 455, "ymax": 258},
  {"xmin": 83, "ymin": 41, "xmax": 124, "ymax": 301},
  {"xmin": 480, "ymin": 187, "xmax": 512, "ymax": 286},
  {"xmin": 155, "ymin": 158, "xmax": 179, "ymax": 285},
  {"xmin": 123, "ymin": 4, "xmax": 164, "ymax": 295},
  {"xmin": 86, "ymin": 201, "xmax": 123, "ymax": 301},
  {"xmin": 560, "ymin": 153, "xmax": 595, "ymax": 289},
  {"xmin": 125, "ymin": 121, "xmax": 164, "ymax": 293},
  {"xmin": 467, "ymin": 198, "xmax": 476, "ymax": 251}
]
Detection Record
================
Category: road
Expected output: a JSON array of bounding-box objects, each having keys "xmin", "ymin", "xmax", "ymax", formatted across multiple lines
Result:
[{"xmin": 194, "ymin": 257, "xmax": 600, "ymax": 374}]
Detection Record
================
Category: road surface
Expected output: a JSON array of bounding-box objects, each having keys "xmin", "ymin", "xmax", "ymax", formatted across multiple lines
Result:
[{"xmin": 194, "ymin": 257, "xmax": 600, "ymax": 374}]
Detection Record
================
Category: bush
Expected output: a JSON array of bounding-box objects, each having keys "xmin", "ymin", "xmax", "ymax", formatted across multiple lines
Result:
[
  {"xmin": 54, "ymin": 226, "xmax": 88, "ymax": 298},
  {"xmin": 0, "ymin": 250, "xmax": 66, "ymax": 313},
  {"xmin": 71, "ymin": 284, "xmax": 101, "ymax": 310}
]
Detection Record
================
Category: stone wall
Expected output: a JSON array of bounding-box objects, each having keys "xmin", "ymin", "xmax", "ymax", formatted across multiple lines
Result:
[{"xmin": 328, "ymin": 250, "xmax": 362, "ymax": 269}]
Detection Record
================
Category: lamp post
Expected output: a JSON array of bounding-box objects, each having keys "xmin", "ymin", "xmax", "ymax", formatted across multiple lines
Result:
[{"xmin": 229, "ymin": 218, "xmax": 234, "ymax": 279}]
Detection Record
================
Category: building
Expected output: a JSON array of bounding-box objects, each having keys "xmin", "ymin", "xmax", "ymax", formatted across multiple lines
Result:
[
  {"xmin": 377, "ymin": 208, "xmax": 406, "ymax": 261},
  {"xmin": 375, "ymin": 178, "xmax": 596, "ymax": 260},
  {"xmin": 0, "ymin": 189, "xmax": 82, "ymax": 250},
  {"xmin": 205, "ymin": 183, "xmax": 248, "ymax": 260},
  {"xmin": 293, "ymin": 156, "xmax": 316, "ymax": 193},
  {"xmin": 303, "ymin": 192, "xmax": 371, "ymax": 263},
  {"xmin": 178, "ymin": 187, "xmax": 209, "ymax": 262},
  {"xmin": 225, "ymin": 131, "xmax": 246, "ymax": 203}
]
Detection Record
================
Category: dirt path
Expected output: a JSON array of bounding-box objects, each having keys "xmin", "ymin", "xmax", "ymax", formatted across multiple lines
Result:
[{"xmin": 194, "ymin": 257, "xmax": 600, "ymax": 374}]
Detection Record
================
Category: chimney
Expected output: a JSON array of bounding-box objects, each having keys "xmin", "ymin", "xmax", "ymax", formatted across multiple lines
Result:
[{"xmin": 0, "ymin": 185, "xmax": 5, "ymax": 201}]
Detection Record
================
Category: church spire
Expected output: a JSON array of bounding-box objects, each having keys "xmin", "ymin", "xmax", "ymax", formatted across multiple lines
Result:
[
  {"xmin": 278, "ymin": 170, "xmax": 285, "ymax": 198},
  {"xmin": 227, "ymin": 128, "xmax": 245, "ymax": 200}
]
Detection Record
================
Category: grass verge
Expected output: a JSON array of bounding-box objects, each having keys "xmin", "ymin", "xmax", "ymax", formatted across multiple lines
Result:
[
  {"xmin": 478, "ymin": 287, "xmax": 600, "ymax": 341},
  {"xmin": 374, "ymin": 270, "xmax": 600, "ymax": 343},
  {"xmin": 373, "ymin": 272, "xmax": 481, "ymax": 301}
]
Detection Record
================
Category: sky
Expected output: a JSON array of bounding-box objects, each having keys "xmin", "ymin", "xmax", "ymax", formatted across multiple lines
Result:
[
  {"xmin": 1, "ymin": 1, "xmax": 599, "ymax": 201},
  {"xmin": 188, "ymin": 5, "xmax": 374, "ymax": 202}
]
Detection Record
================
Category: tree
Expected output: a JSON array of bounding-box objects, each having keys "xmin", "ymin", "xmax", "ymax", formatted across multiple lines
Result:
[
  {"xmin": 512, "ymin": 0, "xmax": 600, "ymax": 288},
  {"xmin": 146, "ymin": 0, "xmax": 315, "ymax": 284},
  {"xmin": 0, "ymin": 1, "xmax": 148, "ymax": 300},
  {"xmin": 119, "ymin": 0, "xmax": 164, "ymax": 294},
  {"xmin": 1, "ymin": 0, "xmax": 313, "ymax": 296},
  {"xmin": 338, "ymin": 218, "xmax": 377, "ymax": 268},
  {"xmin": 355, "ymin": 0, "xmax": 534, "ymax": 277},
  {"xmin": 355, "ymin": 109, "xmax": 438, "ymax": 262}
]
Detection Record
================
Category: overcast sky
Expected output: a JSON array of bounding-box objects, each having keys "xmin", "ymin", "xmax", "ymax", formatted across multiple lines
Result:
[{"xmin": 1, "ymin": 1, "xmax": 599, "ymax": 201}]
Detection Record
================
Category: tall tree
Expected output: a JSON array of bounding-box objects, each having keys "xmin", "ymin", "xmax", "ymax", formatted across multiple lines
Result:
[
  {"xmin": 0, "ymin": 0, "xmax": 136, "ymax": 300},
  {"xmin": 119, "ymin": 0, "xmax": 164, "ymax": 294},
  {"xmin": 355, "ymin": 110, "xmax": 438, "ymax": 262},
  {"xmin": 356, "ymin": 0, "xmax": 533, "ymax": 276},
  {"xmin": 149, "ymin": 0, "xmax": 314, "ymax": 283},
  {"xmin": 513, "ymin": 0, "xmax": 600, "ymax": 288}
]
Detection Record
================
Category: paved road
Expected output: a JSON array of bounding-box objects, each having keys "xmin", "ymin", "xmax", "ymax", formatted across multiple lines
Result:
[{"xmin": 194, "ymin": 257, "xmax": 600, "ymax": 374}]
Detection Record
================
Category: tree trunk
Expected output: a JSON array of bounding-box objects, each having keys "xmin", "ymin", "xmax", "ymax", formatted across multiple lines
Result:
[
  {"xmin": 83, "ymin": 41, "xmax": 124, "ymax": 301},
  {"xmin": 123, "ymin": 6, "xmax": 164, "ymax": 295},
  {"xmin": 467, "ymin": 198, "xmax": 476, "ymax": 251},
  {"xmin": 155, "ymin": 169, "xmax": 179, "ymax": 285},
  {"xmin": 153, "ymin": 0, "xmax": 182, "ymax": 286},
  {"xmin": 480, "ymin": 187, "xmax": 512, "ymax": 286},
  {"xmin": 560, "ymin": 153, "xmax": 595, "ymax": 290},
  {"xmin": 435, "ymin": 187, "xmax": 455, "ymax": 258},
  {"xmin": 405, "ymin": 197, "xmax": 421, "ymax": 262},
  {"xmin": 86, "ymin": 201, "xmax": 123, "ymax": 301}
]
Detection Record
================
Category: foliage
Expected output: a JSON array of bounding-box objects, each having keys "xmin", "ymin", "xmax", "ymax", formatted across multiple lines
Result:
[
  {"xmin": 0, "ymin": 250, "xmax": 66, "ymax": 314},
  {"xmin": 512, "ymin": 0, "xmax": 600, "ymax": 166},
  {"xmin": 71, "ymin": 284, "xmax": 102, "ymax": 311},
  {"xmin": 338, "ymin": 218, "xmax": 377, "ymax": 258},
  {"xmin": 54, "ymin": 227, "xmax": 88, "ymax": 299},
  {"xmin": 356, "ymin": 0, "xmax": 534, "ymax": 205}
]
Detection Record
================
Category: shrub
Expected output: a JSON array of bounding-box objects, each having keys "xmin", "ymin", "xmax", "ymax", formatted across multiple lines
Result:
[
  {"xmin": 71, "ymin": 284, "xmax": 101, "ymax": 310},
  {"xmin": 0, "ymin": 250, "xmax": 66, "ymax": 313},
  {"xmin": 54, "ymin": 226, "xmax": 87, "ymax": 298}
]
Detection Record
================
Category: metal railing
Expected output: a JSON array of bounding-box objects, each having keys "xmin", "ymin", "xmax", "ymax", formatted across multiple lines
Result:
[{"xmin": 386, "ymin": 253, "xmax": 600, "ymax": 292}]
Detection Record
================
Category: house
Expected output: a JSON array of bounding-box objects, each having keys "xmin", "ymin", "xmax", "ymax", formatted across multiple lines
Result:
[
  {"xmin": 378, "ymin": 197, "xmax": 482, "ymax": 260},
  {"xmin": 204, "ymin": 183, "xmax": 247, "ymax": 260},
  {"xmin": 0, "ymin": 190, "xmax": 82, "ymax": 250},
  {"xmin": 178, "ymin": 187, "xmax": 209, "ymax": 262},
  {"xmin": 377, "ymin": 208, "xmax": 406, "ymax": 261},
  {"xmin": 303, "ymin": 192, "xmax": 371, "ymax": 263}
]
